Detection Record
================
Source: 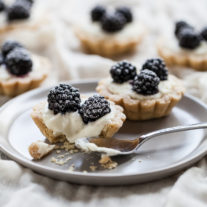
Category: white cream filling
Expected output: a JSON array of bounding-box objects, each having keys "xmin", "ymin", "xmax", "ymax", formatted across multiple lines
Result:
[
  {"xmin": 36, "ymin": 141, "xmax": 55, "ymax": 155},
  {"xmin": 42, "ymin": 101, "xmax": 116, "ymax": 143},
  {"xmin": 162, "ymin": 34, "xmax": 207, "ymax": 55},
  {"xmin": 76, "ymin": 20, "xmax": 144, "ymax": 42},
  {"xmin": 75, "ymin": 139, "xmax": 120, "ymax": 156},
  {"xmin": 0, "ymin": 55, "xmax": 45, "ymax": 81},
  {"xmin": 105, "ymin": 75, "xmax": 178, "ymax": 100}
]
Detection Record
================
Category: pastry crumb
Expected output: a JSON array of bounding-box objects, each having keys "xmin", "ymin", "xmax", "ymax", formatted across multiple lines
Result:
[
  {"xmin": 55, "ymin": 141, "xmax": 79, "ymax": 154},
  {"xmin": 28, "ymin": 140, "xmax": 55, "ymax": 160},
  {"xmin": 50, "ymin": 155, "xmax": 72, "ymax": 166},
  {"xmin": 68, "ymin": 164, "xmax": 75, "ymax": 171},
  {"xmin": 89, "ymin": 166, "xmax": 97, "ymax": 172},
  {"xmin": 57, "ymin": 154, "xmax": 65, "ymax": 159},
  {"xmin": 99, "ymin": 155, "xmax": 118, "ymax": 170}
]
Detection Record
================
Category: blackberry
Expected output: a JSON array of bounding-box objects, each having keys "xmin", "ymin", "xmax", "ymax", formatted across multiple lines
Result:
[
  {"xmin": 2, "ymin": 40, "xmax": 23, "ymax": 57},
  {"xmin": 0, "ymin": 53, "xmax": 3, "ymax": 65},
  {"xmin": 7, "ymin": 0, "xmax": 31, "ymax": 21},
  {"xmin": 0, "ymin": 0, "xmax": 5, "ymax": 12},
  {"xmin": 200, "ymin": 27, "xmax": 207, "ymax": 41},
  {"xmin": 131, "ymin": 69, "xmax": 160, "ymax": 95},
  {"xmin": 101, "ymin": 13, "xmax": 126, "ymax": 33},
  {"xmin": 175, "ymin": 21, "xmax": 193, "ymax": 38},
  {"xmin": 47, "ymin": 84, "xmax": 81, "ymax": 115},
  {"xmin": 178, "ymin": 27, "xmax": 201, "ymax": 49},
  {"xmin": 91, "ymin": 5, "xmax": 106, "ymax": 21},
  {"xmin": 115, "ymin": 7, "xmax": 133, "ymax": 23},
  {"xmin": 5, "ymin": 48, "xmax": 32, "ymax": 76},
  {"xmin": 142, "ymin": 58, "xmax": 168, "ymax": 81},
  {"xmin": 110, "ymin": 60, "xmax": 137, "ymax": 83},
  {"xmin": 79, "ymin": 95, "xmax": 111, "ymax": 124}
]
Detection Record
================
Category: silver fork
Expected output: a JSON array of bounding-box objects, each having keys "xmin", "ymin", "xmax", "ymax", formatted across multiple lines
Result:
[{"xmin": 76, "ymin": 122, "xmax": 207, "ymax": 156}]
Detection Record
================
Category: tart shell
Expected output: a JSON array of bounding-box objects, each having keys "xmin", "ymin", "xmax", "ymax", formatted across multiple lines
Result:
[
  {"xmin": 31, "ymin": 102, "xmax": 126, "ymax": 144},
  {"xmin": 74, "ymin": 26, "xmax": 145, "ymax": 57},
  {"xmin": 96, "ymin": 78, "xmax": 185, "ymax": 120},
  {"xmin": 157, "ymin": 39, "xmax": 207, "ymax": 71},
  {"xmin": 0, "ymin": 55, "xmax": 50, "ymax": 96}
]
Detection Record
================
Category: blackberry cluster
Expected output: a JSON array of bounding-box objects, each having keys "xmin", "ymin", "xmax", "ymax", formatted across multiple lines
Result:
[
  {"xmin": 2, "ymin": 40, "xmax": 23, "ymax": 57},
  {"xmin": 91, "ymin": 5, "xmax": 106, "ymax": 21},
  {"xmin": 48, "ymin": 84, "xmax": 81, "ymax": 115},
  {"xmin": 174, "ymin": 21, "xmax": 201, "ymax": 49},
  {"xmin": 79, "ymin": 95, "xmax": 111, "ymax": 124},
  {"xmin": 90, "ymin": 5, "xmax": 133, "ymax": 33},
  {"xmin": 0, "ymin": 40, "xmax": 32, "ymax": 75},
  {"xmin": 110, "ymin": 60, "xmax": 136, "ymax": 83},
  {"xmin": 7, "ymin": 0, "xmax": 33, "ymax": 21},
  {"xmin": 115, "ymin": 7, "xmax": 133, "ymax": 23},
  {"xmin": 5, "ymin": 48, "xmax": 32, "ymax": 76},
  {"xmin": 101, "ymin": 13, "xmax": 126, "ymax": 33},
  {"xmin": 0, "ymin": 0, "xmax": 5, "ymax": 12},
  {"xmin": 142, "ymin": 58, "xmax": 168, "ymax": 81},
  {"xmin": 131, "ymin": 69, "xmax": 160, "ymax": 95}
]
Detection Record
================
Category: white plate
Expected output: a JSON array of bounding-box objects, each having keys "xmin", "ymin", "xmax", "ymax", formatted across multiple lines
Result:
[{"xmin": 0, "ymin": 80, "xmax": 207, "ymax": 186}]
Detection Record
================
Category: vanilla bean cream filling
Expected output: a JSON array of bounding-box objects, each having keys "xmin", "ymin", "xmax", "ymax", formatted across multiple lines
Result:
[
  {"xmin": 161, "ymin": 34, "xmax": 207, "ymax": 55},
  {"xmin": 42, "ymin": 101, "xmax": 116, "ymax": 143},
  {"xmin": 105, "ymin": 75, "xmax": 180, "ymax": 100},
  {"xmin": 76, "ymin": 20, "xmax": 145, "ymax": 42},
  {"xmin": 0, "ymin": 55, "xmax": 46, "ymax": 81},
  {"xmin": 36, "ymin": 141, "xmax": 55, "ymax": 155}
]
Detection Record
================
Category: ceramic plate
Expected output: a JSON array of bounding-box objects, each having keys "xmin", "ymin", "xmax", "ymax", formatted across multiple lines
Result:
[{"xmin": 0, "ymin": 80, "xmax": 207, "ymax": 186}]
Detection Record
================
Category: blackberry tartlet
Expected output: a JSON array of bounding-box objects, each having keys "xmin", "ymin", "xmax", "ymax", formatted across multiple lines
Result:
[
  {"xmin": 0, "ymin": 0, "xmax": 52, "ymax": 51},
  {"xmin": 0, "ymin": 40, "xmax": 50, "ymax": 96},
  {"xmin": 74, "ymin": 5, "xmax": 145, "ymax": 57},
  {"xmin": 96, "ymin": 59, "xmax": 184, "ymax": 120},
  {"xmin": 31, "ymin": 84, "xmax": 126, "ymax": 143},
  {"xmin": 157, "ymin": 20, "xmax": 207, "ymax": 71}
]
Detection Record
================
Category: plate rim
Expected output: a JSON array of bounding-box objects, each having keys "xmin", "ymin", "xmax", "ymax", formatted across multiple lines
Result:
[{"xmin": 0, "ymin": 79, "xmax": 207, "ymax": 180}]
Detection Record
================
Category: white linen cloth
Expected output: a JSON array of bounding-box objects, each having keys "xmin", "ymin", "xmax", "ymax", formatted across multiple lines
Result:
[{"xmin": 1, "ymin": 0, "xmax": 207, "ymax": 206}]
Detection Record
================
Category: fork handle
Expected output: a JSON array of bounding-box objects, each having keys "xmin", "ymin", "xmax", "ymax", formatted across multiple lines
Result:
[{"xmin": 137, "ymin": 122, "xmax": 207, "ymax": 149}]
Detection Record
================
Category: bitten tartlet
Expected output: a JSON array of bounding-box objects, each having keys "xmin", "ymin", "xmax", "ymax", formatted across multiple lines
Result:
[
  {"xmin": 0, "ymin": 40, "xmax": 50, "ymax": 96},
  {"xmin": 0, "ymin": 0, "xmax": 52, "ymax": 50},
  {"xmin": 96, "ymin": 59, "xmax": 185, "ymax": 120},
  {"xmin": 74, "ymin": 5, "xmax": 145, "ymax": 57},
  {"xmin": 157, "ymin": 21, "xmax": 207, "ymax": 71},
  {"xmin": 31, "ymin": 84, "xmax": 126, "ymax": 144}
]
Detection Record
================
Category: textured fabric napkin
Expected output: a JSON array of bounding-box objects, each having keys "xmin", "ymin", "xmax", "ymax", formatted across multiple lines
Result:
[{"xmin": 1, "ymin": 0, "xmax": 207, "ymax": 206}]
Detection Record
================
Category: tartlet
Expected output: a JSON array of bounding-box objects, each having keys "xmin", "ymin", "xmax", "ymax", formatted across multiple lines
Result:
[
  {"xmin": 157, "ymin": 21, "xmax": 207, "ymax": 71},
  {"xmin": 0, "ymin": 0, "xmax": 52, "ymax": 51},
  {"xmin": 96, "ymin": 59, "xmax": 185, "ymax": 120},
  {"xmin": 74, "ymin": 5, "xmax": 145, "ymax": 57},
  {"xmin": 0, "ymin": 40, "xmax": 50, "ymax": 96},
  {"xmin": 31, "ymin": 84, "xmax": 126, "ymax": 144}
]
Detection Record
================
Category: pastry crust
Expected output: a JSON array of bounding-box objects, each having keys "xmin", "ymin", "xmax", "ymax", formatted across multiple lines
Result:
[
  {"xmin": 157, "ymin": 39, "xmax": 207, "ymax": 71},
  {"xmin": 31, "ymin": 102, "xmax": 126, "ymax": 144},
  {"xmin": 74, "ymin": 25, "xmax": 145, "ymax": 57},
  {"xmin": 96, "ymin": 77, "xmax": 185, "ymax": 120},
  {"xmin": 0, "ymin": 55, "xmax": 50, "ymax": 96}
]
